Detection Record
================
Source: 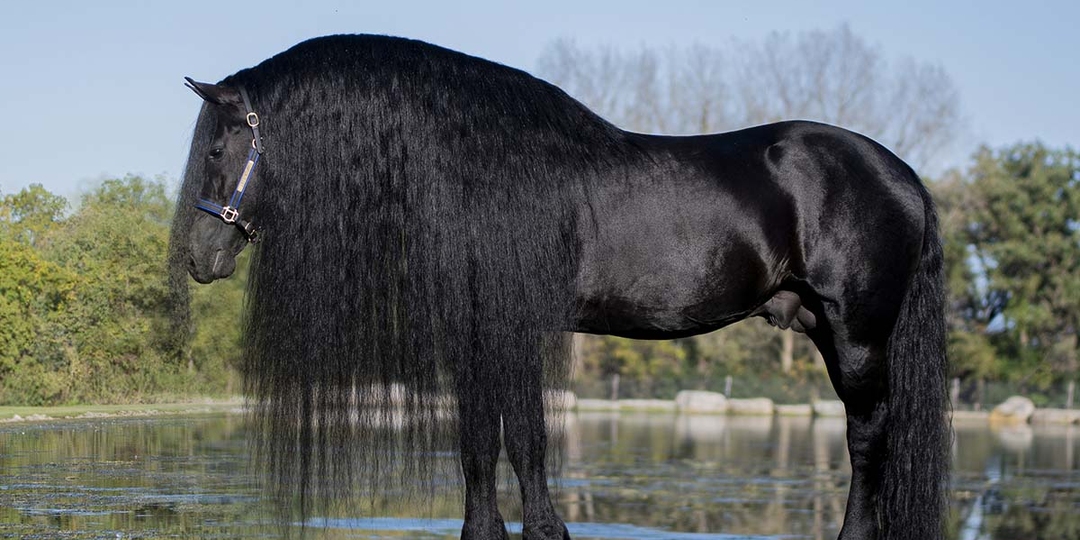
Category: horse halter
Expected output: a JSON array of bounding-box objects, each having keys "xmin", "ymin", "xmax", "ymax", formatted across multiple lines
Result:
[{"xmin": 193, "ymin": 86, "xmax": 263, "ymax": 243}]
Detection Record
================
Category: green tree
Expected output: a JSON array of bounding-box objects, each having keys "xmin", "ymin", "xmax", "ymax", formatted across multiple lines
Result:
[
  {"xmin": 187, "ymin": 252, "xmax": 248, "ymax": 393},
  {"xmin": 0, "ymin": 183, "xmax": 67, "ymax": 247},
  {"xmin": 933, "ymin": 171, "xmax": 1002, "ymax": 381},
  {"xmin": 575, "ymin": 336, "xmax": 687, "ymax": 399},
  {"xmin": 0, "ymin": 176, "xmax": 241, "ymax": 405},
  {"xmin": 965, "ymin": 143, "xmax": 1080, "ymax": 384},
  {"xmin": 0, "ymin": 237, "xmax": 77, "ymax": 404},
  {"xmin": 41, "ymin": 176, "xmax": 180, "ymax": 402}
]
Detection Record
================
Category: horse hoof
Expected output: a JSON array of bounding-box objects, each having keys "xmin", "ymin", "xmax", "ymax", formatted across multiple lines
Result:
[
  {"xmin": 522, "ymin": 521, "xmax": 571, "ymax": 540},
  {"xmin": 461, "ymin": 517, "xmax": 510, "ymax": 540}
]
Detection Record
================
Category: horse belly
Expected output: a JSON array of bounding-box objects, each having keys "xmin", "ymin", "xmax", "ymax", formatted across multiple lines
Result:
[{"xmin": 572, "ymin": 200, "xmax": 774, "ymax": 339}]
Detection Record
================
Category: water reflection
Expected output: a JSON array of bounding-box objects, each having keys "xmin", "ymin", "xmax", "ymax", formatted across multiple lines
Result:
[
  {"xmin": 1, "ymin": 412, "xmax": 1079, "ymax": 539},
  {"xmin": 559, "ymin": 414, "xmax": 848, "ymax": 539}
]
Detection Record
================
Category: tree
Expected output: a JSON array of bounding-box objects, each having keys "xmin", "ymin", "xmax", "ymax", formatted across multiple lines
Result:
[
  {"xmin": 575, "ymin": 335, "xmax": 689, "ymax": 399},
  {"xmin": 0, "ymin": 183, "xmax": 67, "ymax": 248},
  {"xmin": 932, "ymin": 171, "xmax": 1002, "ymax": 382},
  {"xmin": 41, "ymin": 176, "xmax": 180, "ymax": 402},
  {"xmin": 0, "ymin": 176, "xmax": 241, "ymax": 405},
  {"xmin": 964, "ymin": 143, "xmax": 1080, "ymax": 383},
  {"xmin": 537, "ymin": 24, "xmax": 961, "ymax": 171},
  {"xmin": 0, "ymin": 237, "xmax": 77, "ymax": 404}
]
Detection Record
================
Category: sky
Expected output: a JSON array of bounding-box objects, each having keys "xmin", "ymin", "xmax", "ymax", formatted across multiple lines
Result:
[{"xmin": 1, "ymin": 0, "xmax": 1076, "ymax": 201}]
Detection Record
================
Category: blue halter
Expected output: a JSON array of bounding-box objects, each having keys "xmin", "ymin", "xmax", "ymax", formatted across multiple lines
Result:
[{"xmin": 194, "ymin": 85, "xmax": 263, "ymax": 242}]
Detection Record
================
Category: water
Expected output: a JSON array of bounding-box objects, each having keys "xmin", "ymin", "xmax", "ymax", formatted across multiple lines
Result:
[{"xmin": 1, "ymin": 412, "xmax": 1078, "ymax": 539}]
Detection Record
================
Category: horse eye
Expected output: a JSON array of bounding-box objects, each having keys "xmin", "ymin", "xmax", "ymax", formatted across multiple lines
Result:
[{"xmin": 208, "ymin": 147, "xmax": 225, "ymax": 160}]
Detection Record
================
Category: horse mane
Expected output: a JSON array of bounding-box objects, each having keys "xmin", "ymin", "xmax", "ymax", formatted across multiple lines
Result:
[{"xmin": 171, "ymin": 34, "xmax": 641, "ymax": 517}]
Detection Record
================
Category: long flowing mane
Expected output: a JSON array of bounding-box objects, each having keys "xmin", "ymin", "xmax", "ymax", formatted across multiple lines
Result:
[{"xmin": 171, "ymin": 35, "xmax": 640, "ymax": 514}]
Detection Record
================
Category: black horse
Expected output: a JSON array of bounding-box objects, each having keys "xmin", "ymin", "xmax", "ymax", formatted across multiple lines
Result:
[{"xmin": 171, "ymin": 34, "xmax": 948, "ymax": 540}]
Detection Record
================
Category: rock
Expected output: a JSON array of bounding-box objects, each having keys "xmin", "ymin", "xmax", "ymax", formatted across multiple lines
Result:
[
  {"xmin": 675, "ymin": 391, "xmax": 727, "ymax": 414},
  {"xmin": 990, "ymin": 396, "xmax": 1036, "ymax": 424},
  {"xmin": 576, "ymin": 399, "xmax": 620, "ymax": 412},
  {"xmin": 776, "ymin": 404, "xmax": 812, "ymax": 416},
  {"xmin": 545, "ymin": 390, "xmax": 578, "ymax": 411},
  {"xmin": 1030, "ymin": 408, "xmax": 1080, "ymax": 425},
  {"xmin": 813, "ymin": 400, "xmax": 846, "ymax": 417},
  {"xmin": 726, "ymin": 398, "xmax": 774, "ymax": 416},
  {"xmin": 619, "ymin": 399, "xmax": 676, "ymax": 412}
]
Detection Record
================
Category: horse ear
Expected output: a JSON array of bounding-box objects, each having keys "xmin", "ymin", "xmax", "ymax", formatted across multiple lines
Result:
[{"xmin": 183, "ymin": 77, "xmax": 241, "ymax": 106}]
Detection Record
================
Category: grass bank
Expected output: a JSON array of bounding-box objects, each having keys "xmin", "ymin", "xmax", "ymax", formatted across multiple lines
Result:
[{"xmin": 0, "ymin": 399, "xmax": 242, "ymax": 422}]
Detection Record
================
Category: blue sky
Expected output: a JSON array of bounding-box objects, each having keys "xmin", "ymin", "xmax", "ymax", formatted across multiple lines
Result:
[{"xmin": 1, "ymin": 0, "xmax": 1076, "ymax": 201}]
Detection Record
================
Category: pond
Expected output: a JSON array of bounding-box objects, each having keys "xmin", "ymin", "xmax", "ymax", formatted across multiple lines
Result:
[{"xmin": 1, "ymin": 412, "xmax": 1078, "ymax": 539}]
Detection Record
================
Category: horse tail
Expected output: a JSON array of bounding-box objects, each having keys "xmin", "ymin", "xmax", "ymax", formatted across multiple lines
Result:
[{"xmin": 880, "ymin": 181, "xmax": 950, "ymax": 540}]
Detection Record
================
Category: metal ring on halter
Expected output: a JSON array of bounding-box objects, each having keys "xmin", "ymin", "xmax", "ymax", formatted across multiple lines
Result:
[
  {"xmin": 246, "ymin": 112, "xmax": 260, "ymax": 128},
  {"xmin": 220, "ymin": 206, "xmax": 239, "ymax": 224}
]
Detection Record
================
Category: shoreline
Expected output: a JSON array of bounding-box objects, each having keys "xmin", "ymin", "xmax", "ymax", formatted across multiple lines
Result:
[
  {"xmin": 2, "ymin": 394, "xmax": 1073, "ymax": 426},
  {"xmin": 0, "ymin": 400, "xmax": 243, "ymax": 424}
]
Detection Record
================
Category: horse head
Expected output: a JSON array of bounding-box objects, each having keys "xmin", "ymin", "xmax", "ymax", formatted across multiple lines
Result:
[{"xmin": 182, "ymin": 78, "xmax": 262, "ymax": 283}]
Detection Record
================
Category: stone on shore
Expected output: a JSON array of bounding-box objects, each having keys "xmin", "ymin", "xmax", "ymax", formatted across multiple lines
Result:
[
  {"xmin": 675, "ymin": 391, "xmax": 728, "ymax": 414},
  {"xmin": 776, "ymin": 404, "xmax": 812, "ymax": 416},
  {"xmin": 1030, "ymin": 408, "xmax": 1080, "ymax": 425},
  {"xmin": 990, "ymin": 396, "xmax": 1036, "ymax": 424},
  {"xmin": 813, "ymin": 400, "xmax": 846, "ymax": 417},
  {"xmin": 726, "ymin": 397, "xmax": 774, "ymax": 416}
]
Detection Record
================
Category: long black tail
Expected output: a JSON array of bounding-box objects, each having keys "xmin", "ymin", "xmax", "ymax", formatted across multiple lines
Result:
[{"xmin": 880, "ymin": 184, "xmax": 950, "ymax": 540}]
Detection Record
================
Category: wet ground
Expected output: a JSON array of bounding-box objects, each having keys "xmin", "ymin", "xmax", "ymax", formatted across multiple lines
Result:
[{"xmin": 1, "ymin": 412, "xmax": 1078, "ymax": 539}]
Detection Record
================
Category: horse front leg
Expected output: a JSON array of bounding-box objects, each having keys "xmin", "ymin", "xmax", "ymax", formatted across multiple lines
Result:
[
  {"xmin": 502, "ymin": 360, "xmax": 571, "ymax": 540},
  {"xmin": 457, "ymin": 368, "xmax": 509, "ymax": 540}
]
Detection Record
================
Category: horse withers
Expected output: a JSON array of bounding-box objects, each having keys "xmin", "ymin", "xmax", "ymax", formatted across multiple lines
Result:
[{"xmin": 172, "ymin": 34, "xmax": 948, "ymax": 540}]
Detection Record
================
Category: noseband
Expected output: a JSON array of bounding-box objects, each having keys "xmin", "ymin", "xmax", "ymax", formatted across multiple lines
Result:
[{"xmin": 194, "ymin": 86, "xmax": 263, "ymax": 243}]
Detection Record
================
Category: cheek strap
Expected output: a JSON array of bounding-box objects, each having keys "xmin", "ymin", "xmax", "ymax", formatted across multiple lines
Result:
[{"xmin": 193, "ymin": 85, "xmax": 264, "ymax": 243}]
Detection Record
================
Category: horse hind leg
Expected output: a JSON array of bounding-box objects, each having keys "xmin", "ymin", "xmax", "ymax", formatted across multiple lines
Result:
[
  {"xmin": 811, "ymin": 330, "xmax": 889, "ymax": 540},
  {"xmin": 457, "ymin": 362, "xmax": 510, "ymax": 540},
  {"xmin": 501, "ymin": 357, "xmax": 571, "ymax": 540},
  {"xmin": 808, "ymin": 264, "xmax": 948, "ymax": 540}
]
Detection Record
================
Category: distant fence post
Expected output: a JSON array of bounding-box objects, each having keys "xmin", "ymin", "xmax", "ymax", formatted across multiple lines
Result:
[
  {"xmin": 951, "ymin": 377, "xmax": 960, "ymax": 409},
  {"xmin": 724, "ymin": 375, "xmax": 733, "ymax": 398},
  {"xmin": 610, "ymin": 373, "xmax": 620, "ymax": 401},
  {"xmin": 1068, "ymin": 380, "xmax": 1076, "ymax": 410}
]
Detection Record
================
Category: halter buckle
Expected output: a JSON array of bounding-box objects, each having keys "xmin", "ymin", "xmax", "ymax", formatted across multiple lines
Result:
[
  {"xmin": 246, "ymin": 112, "xmax": 260, "ymax": 128},
  {"xmin": 220, "ymin": 206, "xmax": 239, "ymax": 224}
]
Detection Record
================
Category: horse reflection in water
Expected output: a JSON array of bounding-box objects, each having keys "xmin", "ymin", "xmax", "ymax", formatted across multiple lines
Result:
[{"xmin": 171, "ymin": 35, "xmax": 948, "ymax": 540}]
